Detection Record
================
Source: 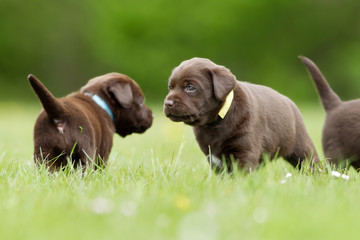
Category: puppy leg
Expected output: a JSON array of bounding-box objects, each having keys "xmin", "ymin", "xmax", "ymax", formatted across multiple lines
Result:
[
  {"xmin": 285, "ymin": 152, "xmax": 316, "ymax": 169},
  {"xmin": 285, "ymin": 137, "xmax": 319, "ymax": 169},
  {"xmin": 323, "ymin": 142, "xmax": 353, "ymax": 170},
  {"xmin": 284, "ymin": 107, "xmax": 320, "ymax": 169},
  {"xmin": 212, "ymin": 151, "xmax": 261, "ymax": 173},
  {"xmin": 78, "ymin": 146, "xmax": 105, "ymax": 169}
]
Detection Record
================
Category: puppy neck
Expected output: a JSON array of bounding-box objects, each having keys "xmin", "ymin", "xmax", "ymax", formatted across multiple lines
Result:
[
  {"xmin": 205, "ymin": 90, "xmax": 234, "ymax": 127},
  {"xmin": 84, "ymin": 92, "xmax": 114, "ymax": 121},
  {"xmin": 218, "ymin": 90, "xmax": 234, "ymax": 119}
]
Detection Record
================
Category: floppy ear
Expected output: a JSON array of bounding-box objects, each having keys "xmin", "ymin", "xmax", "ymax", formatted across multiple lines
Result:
[
  {"xmin": 210, "ymin": 66, "xmax": 236, "ymax": 101},
  {"xmin": 107, "ymin": 82, "xmax": 133, "ymax": 108}
]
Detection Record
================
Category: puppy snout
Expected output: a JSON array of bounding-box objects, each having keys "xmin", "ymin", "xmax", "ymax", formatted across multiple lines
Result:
[
  {"xmin": 141, "ymin": 107, "xmax": 153, "ymax": 128},
  {"xmin": 164, "ymin": 99, "xmax": 175, "ymax": 108}
]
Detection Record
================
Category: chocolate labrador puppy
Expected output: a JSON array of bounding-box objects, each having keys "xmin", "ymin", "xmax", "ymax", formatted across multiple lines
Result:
[
  {"xmin": 164, "ymin": 57, "xmax": 319, "ymax": 172},
  {"xmin": 29, "ymin": 72, "xmax": 153, "ymax": 171},
  {"xmin": 300, "ymin": 56, "xmax": 360, "ymax": 169}
]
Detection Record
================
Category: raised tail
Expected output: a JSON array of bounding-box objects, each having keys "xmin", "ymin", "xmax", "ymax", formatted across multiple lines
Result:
[
  {"xmin": 299, "ymin": 56, "xmax": 342, "ymax": 112},
  {"xmin": 28, "ymin": 74, "xmax": 66, "ymax": 120}
]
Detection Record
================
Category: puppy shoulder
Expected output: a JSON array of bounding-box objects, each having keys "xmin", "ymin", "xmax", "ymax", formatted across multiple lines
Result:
[{"xmin": 237, "ymin": 81, "xmax": 270, "ymax": 101}]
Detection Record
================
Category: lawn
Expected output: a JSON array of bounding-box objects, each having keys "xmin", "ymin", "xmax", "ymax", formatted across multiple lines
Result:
[{"xmin": 0, "ymin": 102, "xmax": 358, "ymax": 240}]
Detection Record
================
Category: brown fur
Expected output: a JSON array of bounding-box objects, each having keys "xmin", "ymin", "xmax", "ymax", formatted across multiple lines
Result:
[
  {"xmin": 29, "ymin": 72, "xmax": 153, "ymax": 171},
  {"xmin": 164, "ymin": 57, "xmax": 318, "ymax": 172},
  {"xmin": 300, "ymin": 56, "xmax": 360, "ymax": 169}
]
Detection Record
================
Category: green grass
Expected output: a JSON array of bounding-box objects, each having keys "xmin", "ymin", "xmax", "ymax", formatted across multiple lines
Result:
[{"xmin": 0, "ymin": 102, "xmax": 358, "ymax": 240}]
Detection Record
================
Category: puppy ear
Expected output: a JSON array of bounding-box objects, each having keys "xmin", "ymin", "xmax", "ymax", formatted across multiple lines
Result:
[
  {"xmin": 210, "ymin": 66, "xmax": 236, "ymax": 101},
  {"xmin": 107, "ymin": 82, "xmax": 133, "ymax": 108},
  {"xmin": 28, "ymin": 74, "xmax": 66, "ymax": 121}
]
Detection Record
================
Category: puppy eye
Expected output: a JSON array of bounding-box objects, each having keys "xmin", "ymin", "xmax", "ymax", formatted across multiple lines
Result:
[
  {"xmin": 168, "ymin": 85, "xmax": 173, "ymax": 90},
  {"xmin": 185, "ymin": 85, "xmax": 196, "ymax": 92}
]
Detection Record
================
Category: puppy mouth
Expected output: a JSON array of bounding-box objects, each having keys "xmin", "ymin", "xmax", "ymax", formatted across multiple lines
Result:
[
  {"xmin": 166, "ymin": 113, "xmax": 199, "ymax": 125},
  {"xmin": 135, "ymin": 119, "xmax": 153, "ymax": 133},
  {"xmin": 164, "ymin": 103, "xmax": 200, "ymax": 125}
]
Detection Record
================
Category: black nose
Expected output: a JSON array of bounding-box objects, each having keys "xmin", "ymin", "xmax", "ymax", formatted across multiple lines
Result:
[{"xmin": 164, "ymin": 99, "xmax": 175, "ymax": 108}]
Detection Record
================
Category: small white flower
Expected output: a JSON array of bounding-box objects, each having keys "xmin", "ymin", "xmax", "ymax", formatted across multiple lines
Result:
[
  {"xmin": 331, "ymin": 171, "xmax": 341, "ymax": 177},
  {"xmin": 280, "ymin": 172, "xmax": 292, "ymax": 184},
  {"xmin": 331, "ymin": 171, "xmax": 349, "ymax": 180},
  {"xmin": 90, "ymin": 197, "xmax": 114, "ymax": 214},
  {"xmin": 341, "ymin": 174, "xmax": 350, "ymax": 180}
]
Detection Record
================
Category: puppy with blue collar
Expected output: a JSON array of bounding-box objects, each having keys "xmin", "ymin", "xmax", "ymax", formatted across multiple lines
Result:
[
  {"xmin": 164, "ymin": 57, "xmax": 319, "ymax": 173},
  {"xmin": 29, "ymin": 72, "xmax": 153, "ymax": 171}
]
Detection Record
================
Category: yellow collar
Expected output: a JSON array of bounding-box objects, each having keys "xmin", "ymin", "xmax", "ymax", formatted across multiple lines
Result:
[{"xmin": 218, "ymin": 90, "xmax": 234, "ymax": 119}]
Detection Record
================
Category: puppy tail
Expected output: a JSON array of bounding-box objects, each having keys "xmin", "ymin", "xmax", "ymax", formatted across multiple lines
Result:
[
  {"xmin": 299, "ymin": 56, "xmax": 342, "ymax": 112},
  {"xmin": 28, "ymin": 74, "xmax": 66, "ymax": 120}
]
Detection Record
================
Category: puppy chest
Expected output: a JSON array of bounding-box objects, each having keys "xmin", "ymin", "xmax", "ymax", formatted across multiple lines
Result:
[{"xmin": 194, "ymin": 130, "xmax": 226, "ymax": 156}]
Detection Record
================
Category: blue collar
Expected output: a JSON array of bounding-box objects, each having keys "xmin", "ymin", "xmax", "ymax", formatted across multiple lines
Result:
[{"xmin": 85, "ymin": 93, "xmax": 114, "ymax": 121}]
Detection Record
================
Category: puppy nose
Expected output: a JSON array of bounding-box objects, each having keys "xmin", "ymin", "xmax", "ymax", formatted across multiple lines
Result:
[{"xmin": 164, "ymin": 99, "xmax": 175, "ymax": 108}]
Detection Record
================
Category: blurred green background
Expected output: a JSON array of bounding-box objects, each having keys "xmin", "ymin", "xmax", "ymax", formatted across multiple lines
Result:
[{"xmin": 0, "ymin": 0, "xmax": 359, "ymax": 103}]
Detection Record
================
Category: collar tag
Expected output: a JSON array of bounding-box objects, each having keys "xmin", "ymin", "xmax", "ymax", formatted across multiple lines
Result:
[
  {"xmin": 86, "ymin": 93, "xmax": 114, "ymax": 121},
  {"xmin": 218, "ymin": 90, "xmax": 234, "ymax": 119}
]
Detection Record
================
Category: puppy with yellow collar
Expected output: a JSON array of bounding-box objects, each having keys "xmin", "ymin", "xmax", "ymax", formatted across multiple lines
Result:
[{"xmin": 164, "ymin": 57, "xmax": 319, "ymax": 172}]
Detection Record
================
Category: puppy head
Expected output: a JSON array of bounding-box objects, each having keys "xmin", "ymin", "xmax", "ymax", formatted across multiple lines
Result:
[
  {"xmin": 164, "ymin": 57, "xmax": 236, "ymax": 126},
  {"xmin": 81, "ymin": 73, "xmax": 153, "ymax": 137}
]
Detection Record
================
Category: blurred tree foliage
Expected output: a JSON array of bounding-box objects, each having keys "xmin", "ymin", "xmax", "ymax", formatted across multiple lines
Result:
[{"xmin": 0, "ymin": 0, "xmax": 359, "ymax": 103}]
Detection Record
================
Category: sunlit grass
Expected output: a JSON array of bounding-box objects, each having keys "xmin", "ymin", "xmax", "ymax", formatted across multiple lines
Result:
[{"xmin": 0, "ymin": 102, "xmax": 358, "ymax": 240}]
